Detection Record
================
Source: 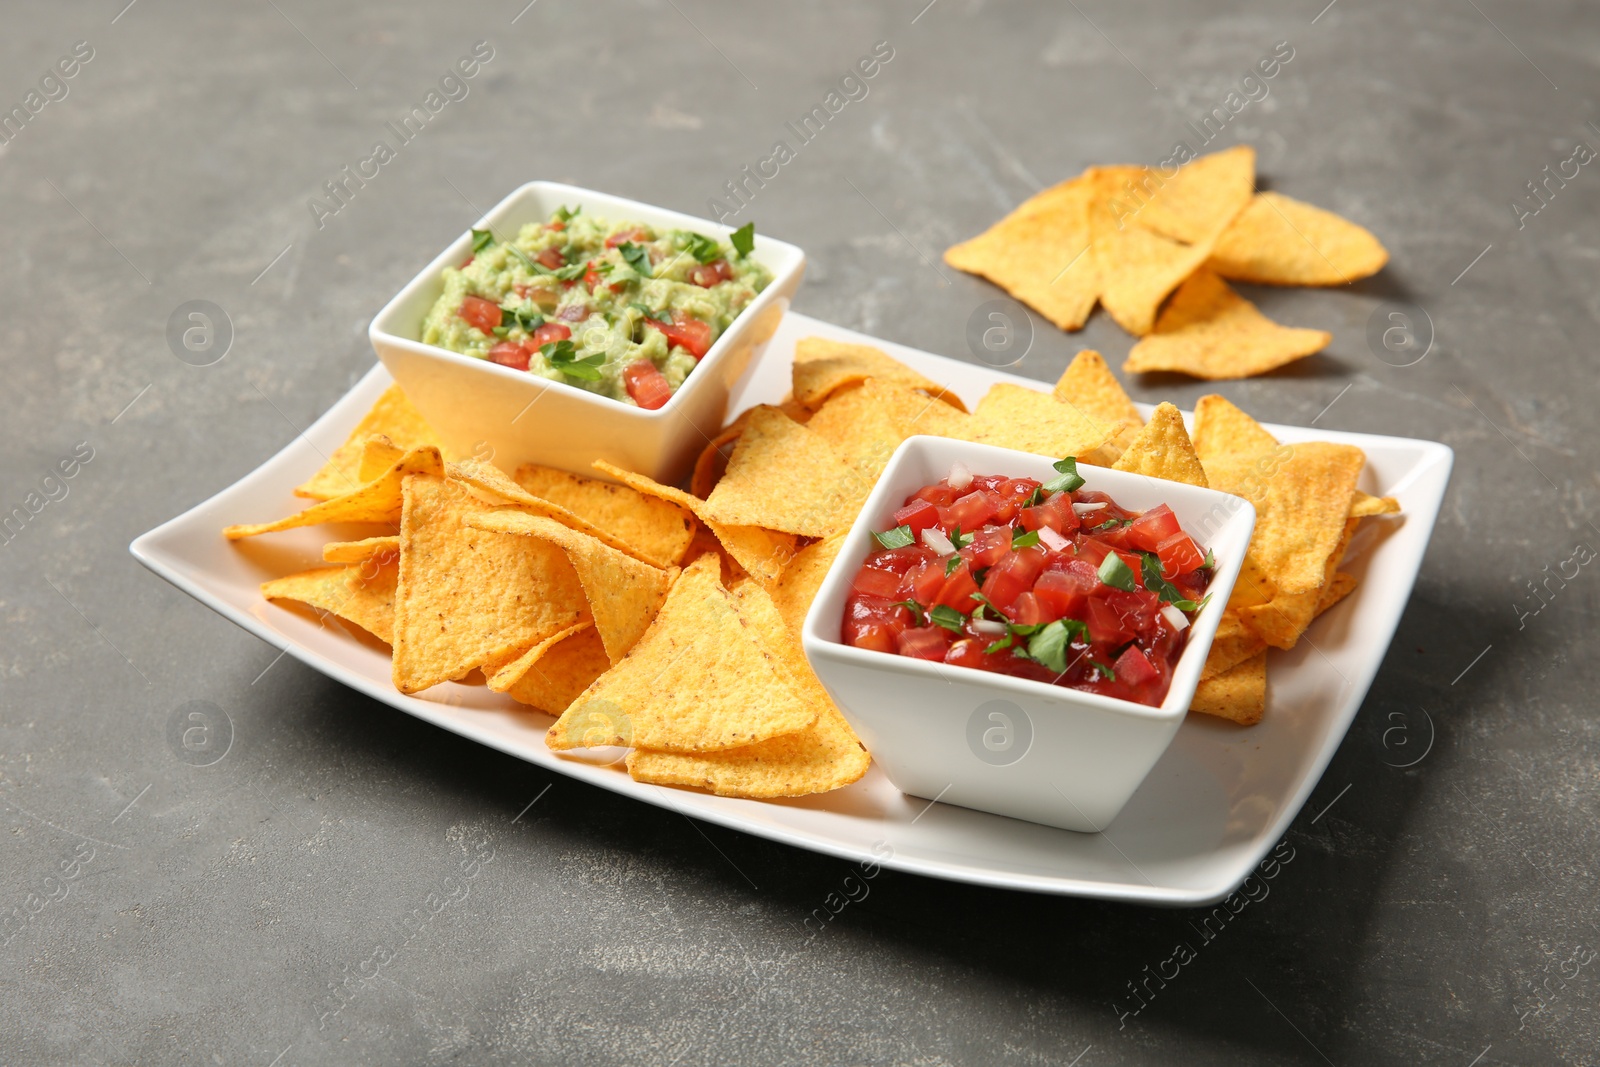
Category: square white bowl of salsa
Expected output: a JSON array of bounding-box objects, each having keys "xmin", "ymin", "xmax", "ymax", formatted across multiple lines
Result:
[
  {"xmin": 369, "ymin": 182, "xmax": 805, "ymax": 485},
  {"xmin": 802, "ymin": 435, "xmax": 1257, "ymax": 834}
]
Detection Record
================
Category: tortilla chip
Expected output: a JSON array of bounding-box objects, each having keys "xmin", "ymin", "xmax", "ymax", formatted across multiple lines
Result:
[
  {"xmin": 224, "ymin": 445, "xmax": 444, "ymax": 539},
  {"xmin": 546, "ymin": 555, "xmax": 817, "ymax": 753},
  {"xmin": 1111, "ymin": 402, "xmax": 1208, "ymax": 488},
  {"xmin": 594, "ymin": 460, "xmax": 797, "ymax": 584},
  {"xmin": 466, "ymin": 510, "xmax": 673, "ymax": 665},
  {"xmin": 1201, "ymin": 610, "xmax": 1266, "ymax": 682},
  {"xmin": 1192, "ymin": 394, "xmax": 1279, "ymax": 462},
  {"xmin": 1130, "ymin": 145, "xmax": 1256, "ymax": 245},
  {"xmin": 1189, "ymin": 651, "xmax": 1266, "ymax": 726},
  {"xmin": 966, "ymin": 382, "xmax": 1115, "ymax": 459},
  {"xmin": 944, "ymin": 174, "xmax": 1100, "ymax": 331},
  {"xmin": 1124, "ymin": 269, "xmax": 1331, "ymax": 380},
  {"xmin": 1351, "ymin": 491, "xmax": 1400, "ymax": 517},
  {"xmin": 322, "ymin": 536, "xmax": 398, "ymax": 564},
  {"xmin": 772, "ymin": 535, "xmax": 846, "ymax": 639},
  {"xmin": 792, "ymin": 337, "xmax": 965, "ymax": 412},
  {"xmin": 391, "ymin": 474, "xmax": 589, "ymax": 694},
  {"xmin": 1088, "ymin": 166, "xmax": 1216, "ymax": 337},
  {"xmin": 261, "ymin": 559, "xmax": 398, "ymax": 645},
  {"xmin": 690, "ymin": 420, "xmax": 747, "ymax": 500},
  {"xmin": 1052, "ymin": 350, "xmax": 1142, "ymax": 464},
  {"xmin": 626, "ymin": 581, "xmax": 869, "ymax": 797},
  {"xmin": 294, "ymin": 384, "xmax": 441, "ymax": 500},
  {"xmin": 1320, "ymin": 571, "xmax": 1358, "ymax": 612},
  {"xmin": 512, "ymin": 463, "xmax": 694, "ymax": 569},
  {"xmin": 1238, "ymin": 516, "xmax": 1358, "ymax": 650},
  {"xmin": 1208, "ymin": 191, "xmax": 1388, "ymax": 286},
  {"xmin": 503, "ymin": 627, "xmax": 612, "ymax": 716},
  {"xmin": 1203, "ymin": 442, "xmax": 1366, "ymax": 595},
  {"xmin": 703, "ymin": 406, "xmax": 867, "ymax": 537}
]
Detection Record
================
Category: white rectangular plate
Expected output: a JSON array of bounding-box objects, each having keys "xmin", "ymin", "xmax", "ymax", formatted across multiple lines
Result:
[{"xmin": 131, "ymin": 313, "xmax": 1451, "ymax": 905}]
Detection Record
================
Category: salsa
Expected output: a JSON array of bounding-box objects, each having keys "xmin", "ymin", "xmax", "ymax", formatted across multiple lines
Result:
[
  {"xmin": 420, "ymin": 207, "xmax": 771, "ymax": 408},
  {"xmin": 841, "ymin": 458, "xmax": 1214, "ymax": 707}
]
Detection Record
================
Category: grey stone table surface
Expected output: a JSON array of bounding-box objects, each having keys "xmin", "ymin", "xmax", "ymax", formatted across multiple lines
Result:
[{"xmin": 2, "ymin": 1, "xmax": 1596, "ymax": 1064}]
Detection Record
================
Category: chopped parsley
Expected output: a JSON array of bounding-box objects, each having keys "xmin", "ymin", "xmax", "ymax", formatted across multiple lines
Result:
[
  {"xmin": 553, "ymin": 204, "xmax": 580, "ymax": 223},
  {"xmin": 949, "ymin": 526, "xmax": 974, "ymax": 551},
  {"xmin": 873, "ymin": 525, "xmax": 917, "ymax": 550},
  {"xmin": 896, "ymin": 600, "xmax": 927, "ymax": 626},
  {"xmin": 629, "ymin": 302, "xmax": 672, "ymax": 324},
  {"xmin": 1088, "ymin": 659, "xmax": 1116, "ymax": 681},
  {"xmin": 498, "ymin": 302, "xmax": 544, "ymax": 333},
  {"xmin": 945, "ymin": 556, "xmax": 963, "ymax": 576},
  {"xmin": 928, "ymin": 604, "xmax": 967, "ymax": 634}
]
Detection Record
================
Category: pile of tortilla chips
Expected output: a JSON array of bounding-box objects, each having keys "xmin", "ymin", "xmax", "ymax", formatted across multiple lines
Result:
[
  {"xmin": 944, "ymin": 145, "xmax": 1388, "ymax": 380},
  {"xmin": 233, "ymin": 343, "xmax": 1397, "ymax": 800}
]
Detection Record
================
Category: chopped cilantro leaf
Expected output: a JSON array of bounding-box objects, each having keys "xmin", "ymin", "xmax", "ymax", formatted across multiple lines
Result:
[
  {"xmin": 470, "ymin": 228, "xmax": 494, "ymax": 253},
  {"xmin": 873, "ymin": 525, "xmax": 916, "ymax": 549},
  {"xmin": 629, "ymin": 302, "xmax": 672, "ymax": 324},
  {"xmin": 1097, "ymin": 553, "xmax": 1137, "ymax": 592},
  {"xmin": 1025, "ymin": 618, "xmax": 1084, "ymax": 674},
  {"xmin": 1201, "ymin": 547, "xmax": 1216, "ymax": 571},
  {"xmin": 896, "ymin": 600, "xmax": 927, "ymax": 626},
  {"xmin": 950, "ymin": 526, "xmax": 974, "ymax": 551},
  {"xmin": 1022, "ymin": 486, "xmax": 1047, "ymax": 508},
  {"xmin": 542, "ymin": 340, "xmax": 606, "ymax": 381},
  {"xmin": 1089, "ymin": 659, "xmax": 1116, "ymax": 680},
  {"xmin": 945, "ymin": 555, "xmax": 962, "ymax": 576},
  {"xmin": 618, "ymin": 242, "xmax": 652, "ymax": 277},
  {"xmin": 682, "ymin": 232, "xmax": 721, "ymax": 264},
  {"xmin": 1089, "ymin": 518, "xmax": 1121, "ymax": 533},
  {"xmin": 1011, "ymin": 528, "xmax": 1041, "ymax": 549},
  {"xmin": 928, "ymin": 604, "xmax": 966, "ymax": 634},
  {"xmin": 969, "ymin": 591, "xmax": 1009, "ymax": 621},
  {"xmin": 729, "ymin": 221, "xmax": 755, "ymax": 258},
  {"xmin": 553, "ymin": 205, "xmax": 579, "ymax": 223},
  {"xmin": 499, "ymin": 303, "xmax": 544, "ymax": 332},
  {"xmin": 506, "ymin": 244, "xmax": 538, "ymax": 273},
  {"xmin": 1042, "ymin": 456, "xmax": 1086, "ymax": 494},
  {"xmin": 1140, "ymin": 552, "xmax": 1206, "ymax": 612}
]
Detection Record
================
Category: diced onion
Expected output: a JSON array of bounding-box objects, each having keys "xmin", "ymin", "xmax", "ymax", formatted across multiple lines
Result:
[
  {"xmin": 1038, "ymin": 526, "xmax": 1072, "ymax": 553},
  {"xmin": 972, "ymin": 619, "xmax": 1008, "ymax": 636},
  {"xmin": 1072, "ymin": 502, "xmax": 1107, "ymax": 516},
  {"xmin": 922, "ymin": 527, "xmax": 956, "ymax": 555},
  {"xmin": 1159, "ymin": 603, "xmax": 1190, "ymax": 631},
  {"xmin": 947, "ymin": 460, "xmax": 974, "ymax": 490}
]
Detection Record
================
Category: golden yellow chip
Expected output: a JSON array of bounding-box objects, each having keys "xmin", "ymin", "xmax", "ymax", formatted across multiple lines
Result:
[
  {"xmin": 1192, "ymin": 393, "xmax": 1279, "ymax": 462},
  {"xmin": 703, "ymin": 406, "xmax": 867, "ymax": 537},
  {"xmin": 225, "ymin": 445, "xmax": 443, "ymax": 540},
  {"xmin": 512, "ymin": 463, "xmax": 694, "ymax": 569},
  {"xmin": 593, "ymin": 460, "xmax": 797, "ymax": 585},
  {"xmin": 626, "ymin": 581, "xmax": 868, "ymax": 797},
  {"xmin": 1320, "ymin": 571, "xmax": 1358, "ymax": 612},
  {"xmin": 261, "ymin": 559, "xmax": 398, "ymax": 645},
  {"xmin": 1111, "ymin": 402, "xmax": 1208, "ymax": 488},
  {"xmin": 944, "ymin": 174, "xmax": 1100, "ymax": 331},
  {"xmin": 466, "ymin": 510, "xmax": 673, "ymax": 665},
  {"xmin": 1189, "ymin": 651, "xmax": 1266, "ymax": 726},
  {"xmin": 295, "ymin": 384, "xmax": 441, "ymax": 500},
  {"xmin": 965, "ymin": 382, "xmax": 1115, "ymax": 459},
  {"xmin": 546, "ymin": 555, "xmax": 816, "ymax": 753},
  {"xmin": 1124, "ymin": 269, "xmax": 1331, "ymax": 380},
  {"xmin": 358, "ymin": 435, "xmax": 407, "ymax": 481},
  {"xmin": 322, "ymin": 536, "xmax": 398, "ymax": 564},
  {"xmin": 690, "ymin": 418, "xmax": 748, "ymax": 500},
  {"xmin": 1351, "ymin": 491, "xmax": 1400, "ymax": 517},
  {"xmin": 806, "ymin": 379, "xmax": 971, "ymax": 480},
  {"xmin": 1052, "ymin": 349, "xmax": 1142, "ymax": 464},
  {"xmin": 502, "ymin": 626, "xmax": 611, "ymax": 716},
  {"xmin": 1238, "ymin": 516, "xmax": 1358, "ymax": 649},
  {"xmin": 1088, "ymin": 166, "xmax": 1216, "ymax": 337},
  {"xmin": 1203, "ymin": 442, "xmax": 1366, "ymax": 596},
  {"xmin": 1208, "ymin": 191, "xmax": 1388, "ymax": 286},
  {"xmin": 792, "ymin": 337, "xmax": 966, "ymax": 412},
  {"xmin": 1130, "ymin": 145, "xmax": 1256, "ymax": 245},
  {"xmin": 391, "ymin": 474, "xmax": 589, "ymax": 694},
  {"xmin": 1201, "ymin": 609, "xmax": 1266, "ymax": 682},
  {"xmin": 772, "ymin": 535, "xmax": 845, "ymax": 639}
]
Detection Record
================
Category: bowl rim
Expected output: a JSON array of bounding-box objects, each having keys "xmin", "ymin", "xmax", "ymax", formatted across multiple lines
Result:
[
  {"xmin": 367, "ymin": 180, "xmax": 806, "ymax": 421},
  {"xmin": 801, "ymin": 434, "xmax": 1258, "ymax": 724}
]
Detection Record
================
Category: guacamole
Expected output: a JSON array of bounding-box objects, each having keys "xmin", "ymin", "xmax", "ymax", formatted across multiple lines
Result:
[{"xmin": 420, "ymin": 207, "xmax": 771, "ymax": 408}]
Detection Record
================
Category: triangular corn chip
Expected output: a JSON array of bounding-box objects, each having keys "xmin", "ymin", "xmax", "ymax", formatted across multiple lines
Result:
[
  {"xmin": 771, "ymin": 535, "xmax": 846, "ymax": 639},
  {"xmin": 965, "ymin": 382, "xmax": 1115, "ymax": 460},
  {"xmin": 295, "ymin": 384, "xmax": 441, "ymax": 500},
  {"xmin": 703, "ymin": 406, "xmax": 868, "ymax": 537},
  {"xmin": 466, "ymin": 510, "xmax": 672, "ymax": 665},
  {"xmin": 792, "ymin": 337, "xmax": 965, "ymax": 411},
  {"xmin": 1112, "ymin": 402, "xmax": 1208, "ymax": 487},
  {"xmin": 546, "ymin": 556, "xmax": 816, "ymax": 753},
  {"xmin": 1088, "ymin": 166, "xmax": 1217, "ymax": 337},
  {"xmin": 1052, "ymin": 349, "xmax": 1142, "ymax": 464},
  {"xmin": 1189, "ymin": 651, "xmax": 1266, "ymax": 726},
  {"xmin": 1208, "ymin": 191, "xmax": 1388, "ymax": 286},
  {"xmin": 1124, "ymin": 269, "xmax": 1331, "ymax": 380},
  {"xmin": 1130, "ymin": 145, "xmax": 1256, "ymax": 245},
  {"xmin": 1192, "ymin": 394, "xmax": 1279, "ymax": 462},
  {"xmin": 512, "ymin": 464, "xmax": 694, "ymax": 569},
  {"xmin": 261, "ymin": 559, "xmax": 398, "ymax": 645},
  {"xmin": 224, "ymin": 445, "xmax": 443, "ymax": 539},
  {"xmin": 322, "ymin": 535, "xmax": 398, "ymax": 564}
]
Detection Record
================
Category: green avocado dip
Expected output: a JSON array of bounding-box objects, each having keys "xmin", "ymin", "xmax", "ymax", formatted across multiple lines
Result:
[{"xmin": 420, "ymin": 206, "xmax": 771, "ymax": 408}]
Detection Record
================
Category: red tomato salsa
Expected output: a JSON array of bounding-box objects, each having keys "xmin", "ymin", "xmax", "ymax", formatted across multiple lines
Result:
[{"xmin": 840, "ymin": 458, "xmax": 1214, "ymax": 707}]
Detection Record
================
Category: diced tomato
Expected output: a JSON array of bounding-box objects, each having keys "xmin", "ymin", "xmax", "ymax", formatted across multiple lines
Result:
[
  {"xmin": 689, "ymin": 259, "xmax": 735, "ymax": 288},
  {"xmin": 655, "ymin": 314, "xmax": 714, "ymax": 359},
  {"xmin": 458, "ymin": 295, "xmax": 501, "ymax": 334},
  {"xmin": 623, "ymin": 359, "xmax": 674, "ymax": 410},
  {"xmin": 896, "ymin": 626, "xmax": 950, "ymax": 661},
  {"xmin": 933, "ymin": 562, "xmax": 980, "ymax": 611},
  {"xmin": 899, "ymin": 559, "xmax": 946, "ymax": 605},
  {"xmin": 980, "ymin": 546, "xmax": 1048, "ymax": 615},
  {"xmin": 1011, "ymin": 591, "xmax": 1050, "ymax": 626},
  {"xmin": 1155, "ymin": 531, "xmax": 1205, "ymax": 577},
  {"xmin": 1114, "ymin": 646, "xmax": 1160, "ymax": 687},
  {"xmin": 1105, "ymin": 588, "xmax": 1160, "ymax": 632},
  {"xmin": 460, "ymin": 255, "xmax": 474, "ymax": 268},
  {"xmin": 1033, "ymin": 566, "xmax": 1093, "ymax": 621},
  {"xmin": 1114, "ymin": 549, "xmax": 1145, "ymax": 581},
  {"xmin": 486, "ymin": 341, "xmax": 531, "ymax": 371},
  {"xmin": 892, "ymin": 498, "xmax": 940, "ymax": 539},
  {"xmin": 537, "ymin": 247, "xmax": 566, "ymax": 270},
  {"xmin": 912, "ymin": 484, "xmax": 958, "ymax": 508},
  {"xmin": 940, "ymin": 490, "xmax": 1002, "ymax": 534},
  {"xmin": 1018, "ymin": 493, "xmax": 1078, "ymax": 536},
  {"xmin": 546, "ymin": 220, "xmax": 566, "ymax": 232},
  {"xmin": 530, "ymin": 322, "xmax": 572, "ymax": 348},
  {"xmin": 1085, "ymin": 596, "xmax": 1129, "ymax": 645},
  {"xmin": 965, "ymin": 527, "xmax": 1012, "ymax": 569},
  {"xmin": 992, "ymin": 478, "xmax": 1039, "ymax": 524},
  {"xmin": 1126, "ymin": 504, "xmax": 1183, "ymax": 552},
  {"xmin": 606, "ymin": 228, "xmax": 650, "ymax": 248},
  {"xmin": 944, "ymin": 638, "xmax": 988, "ymax": 670},
  {"xmin": 1075, "ymin": 538, "xmax": 1111, "ymax": 567},
  {"xmin": 864, "ymin": 545, "xmax": 936, "ymax": 575},
  {"xmin": 851, "ymin": 567, "xmax": 904, "ymax": 600}
]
